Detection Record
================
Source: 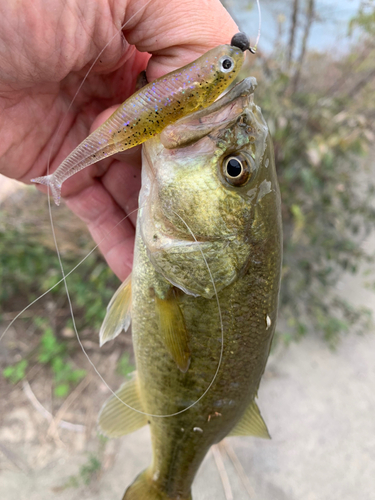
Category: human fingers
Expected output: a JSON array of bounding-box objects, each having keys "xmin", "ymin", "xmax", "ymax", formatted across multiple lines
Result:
[{"xmin": 121, "ymin": 0, "xmax": 239, "ymax": 81}]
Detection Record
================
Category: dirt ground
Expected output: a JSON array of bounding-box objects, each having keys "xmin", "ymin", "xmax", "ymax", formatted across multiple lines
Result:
[{"xmin": 1, "ymin": 177, "xmax": 375, "ymax": 500}]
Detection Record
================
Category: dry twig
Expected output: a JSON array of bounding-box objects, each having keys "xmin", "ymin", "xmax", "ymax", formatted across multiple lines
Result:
[
  {"xmin": 22, "ymin": 380, "xmax": 86, "ymax": 433},
  {"xmin": 212, "ymin": 444, "xmax": 233, "ymax": 500},
  {"xmin": 46, "ymin": 375, "xmax": 92, "ymax": 438},
  {"xmin": 221, "ymin": 440, "xmax": 256, "ymax": 499},
  {"xmin": 287, "ymin": 0, "xmax": 300, "ymax": 69},
  {"xmin": 292, "ymin": 0, "xmax": 315, "ymax": 92}
]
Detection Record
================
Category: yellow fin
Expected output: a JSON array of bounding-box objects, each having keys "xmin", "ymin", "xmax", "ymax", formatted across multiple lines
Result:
[
  {"xmin": 98, "ymin": 372, "xmax": 147, "ymax": 438},
  {"xmin": 228, "ymin": 400, "xmax": 271, "ymax": 439},
  {"xmin": 155, "ymin": 290, "xmax": 191, "ymax": 373},
  {"xmin": 99, "ymin": 274, "xmax": 132, "ymax": 346}
]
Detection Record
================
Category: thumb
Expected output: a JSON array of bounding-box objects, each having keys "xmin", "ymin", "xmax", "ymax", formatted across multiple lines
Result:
[{"xmin": 122, "ymin": 0, "xmax": 239, "ymax": 80}]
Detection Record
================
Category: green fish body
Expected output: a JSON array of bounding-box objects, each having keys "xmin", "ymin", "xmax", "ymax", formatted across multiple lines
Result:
[{"xmin": 99, "ymin": 78, "xmax": 282, "ymax": 500}]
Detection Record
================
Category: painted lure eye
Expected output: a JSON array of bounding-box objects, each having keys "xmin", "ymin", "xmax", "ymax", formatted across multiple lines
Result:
[
  {"xmin": 219, "ymin": 56, "xmax": 235, "ymax": 73},
  {"xmin": 222, "ymin": 155, "xmax": 251, "ymax": 186}
]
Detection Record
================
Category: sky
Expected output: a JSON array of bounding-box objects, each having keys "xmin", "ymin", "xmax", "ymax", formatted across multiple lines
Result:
[{"xmin": 227, "ymin": 0, "xmax": 362, "ymax": 54}]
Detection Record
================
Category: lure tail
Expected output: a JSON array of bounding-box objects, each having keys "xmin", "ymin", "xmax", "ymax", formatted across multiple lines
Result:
[
  {"xmin": 31, "ymin": 174, "xmax": 62, "ymax": 206},
  {"xmin": 123, "ymin": 470, "xmax": 192, "ymax": 500}
]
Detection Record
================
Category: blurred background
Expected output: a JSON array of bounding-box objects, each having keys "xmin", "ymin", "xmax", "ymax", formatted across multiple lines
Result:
[{"xmin": 1, "ymin": 0, "xmax": 374, "ymax": 499}]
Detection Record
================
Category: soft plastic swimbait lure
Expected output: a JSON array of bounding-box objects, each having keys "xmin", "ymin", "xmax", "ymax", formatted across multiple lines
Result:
[{"xmin": 32, "ymin": 33, "xmax": 250, "ymax": 205}]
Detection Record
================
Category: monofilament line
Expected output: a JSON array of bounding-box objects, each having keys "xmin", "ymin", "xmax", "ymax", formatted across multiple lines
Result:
[
  {"xmin": 250, "ymin": 0, "xmax": 262, "ymax": 53},
  {"xmin": 18, "ymin": 0, "xmax": 224, "ymax": 418},
  {"xmin": 45, "ymin": 201, "xmax": 224, "ymax": 419}
]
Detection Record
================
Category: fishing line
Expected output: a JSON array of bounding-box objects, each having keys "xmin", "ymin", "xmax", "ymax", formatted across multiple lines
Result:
[
  {"xmin": 4, "ymin": 186, "xmax": 224, "ymax": 417},
  {"xmin": 51, "ymin": 206, "xmax": 224, "ymax": 419},
  {"xmin": 250, "ymin": 0, "xmax": 262, "ymax": 54},
  {"xmin": 8, "ymin": 198, "xmax": 222, "ymax": 418},
  {"xmin": 9, "ymin": 0, "xmax": 226, "ymax": 418},
  {"xmin": 170, "ymin": 211, "xmax": 224, "ymax": 412},
  {"xmin": 41, "ymin": 0, "xmax": 155, "ymax": 345}
]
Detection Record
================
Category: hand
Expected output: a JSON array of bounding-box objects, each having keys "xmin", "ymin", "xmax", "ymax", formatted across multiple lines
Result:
[{"xmin": 0, "ymin": 0, "xmax": 237, "ymax": 280}]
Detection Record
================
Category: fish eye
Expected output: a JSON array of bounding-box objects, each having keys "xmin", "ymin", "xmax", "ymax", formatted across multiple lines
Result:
[
  {"xmin": 222, "ymin": 155, "xmax": 251, "ymax": 187},
  {"xmin": 219, "ymin": 56, "xmax": 235, "ymax": 73}
]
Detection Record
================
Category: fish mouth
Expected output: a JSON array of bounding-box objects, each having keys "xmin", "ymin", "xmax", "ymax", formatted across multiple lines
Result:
[{"xmin": 160, "ymin": 77, "xmax": 257, "ymax": 150}]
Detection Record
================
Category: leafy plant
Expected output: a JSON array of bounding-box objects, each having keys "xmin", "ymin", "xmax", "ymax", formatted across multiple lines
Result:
[
  {"xmin": 116, "ymin": 352, "xmax": 134, "ymax": 378},
  {"xmin": 0, "ymin": 193, "xmax": 119, "ymax": 394},
  {"xmin": 37, "ymin": 323, "xmax": 66, "ymax": 363},
  {"xmin": 79, "ymin": 455, "xmax": 102, "ymax": 485},
  {"xmin": 56, "ymin": 454, "xmax": 102, "ymax": 491},
  {"xmin": 3, "ymin": 359, "xmax": 28, "ymax": 384},
  {"xmin": 2, "ymin": 2, "xmax": 375, "ymax": 354},
  {"xmin": 37, "ymin": 324, "xmax": 86, "ymax": 397}
]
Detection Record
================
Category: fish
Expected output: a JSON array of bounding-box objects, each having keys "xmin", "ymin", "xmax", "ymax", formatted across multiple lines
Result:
[
  {"xmin": 31, "ymin": 33, "xmax": 251, "ymax": 206},
  {"xmin": 97, "ymin": 75, "xmax": 283, "ymax": 500}
]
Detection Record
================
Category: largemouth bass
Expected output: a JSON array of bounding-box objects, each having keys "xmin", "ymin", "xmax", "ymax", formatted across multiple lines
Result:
[
  {"xmin": 31, "ymin": 33, "xmax": 250, "ymax": 206},
  {"xmin": 98, "ymin": 76, "xmax": 282, "ymax": 500}
]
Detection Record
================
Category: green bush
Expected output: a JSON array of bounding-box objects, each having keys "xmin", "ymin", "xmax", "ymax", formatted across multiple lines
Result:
[{"xmin": 241, "ymin": 2, "xmax": 375, "ymax": 344}]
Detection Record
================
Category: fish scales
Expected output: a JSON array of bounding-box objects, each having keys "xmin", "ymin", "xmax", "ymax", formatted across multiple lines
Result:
[{"xmin": 99, "ymin": 77, "xmax": 282, "ymax": 500}]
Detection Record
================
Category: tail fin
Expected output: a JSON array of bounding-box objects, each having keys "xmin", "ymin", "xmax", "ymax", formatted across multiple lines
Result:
[
  {"xmin": 31, "ymin": 174, "xmax": 61, "ymax": 206},
  {"xmin": 123, "ymin": 470, "xmax": 192, "ymax": 500}
]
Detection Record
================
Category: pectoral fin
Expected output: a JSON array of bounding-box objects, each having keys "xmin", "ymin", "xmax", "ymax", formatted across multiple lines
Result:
[
  {"xmin": 155, "ymin": 290, "xmax": 191, "ymax": 373},
  {"xmin": 99, "ymin": 274, "xmax": 132, "ymax": 346},
  {"xmin": 229, "ymin": 400, "xmax": 270, "ymax": 439},
  {"xmin": 98, "ymin": 372, "xmax": 147, "ymax": 438}
]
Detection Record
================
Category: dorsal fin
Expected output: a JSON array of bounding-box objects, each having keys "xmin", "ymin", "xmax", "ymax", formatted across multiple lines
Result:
[
  {"xmin": 155, "ymin": 290, "xmax": 191, "ymax": 373},
  {"xmin": 228, "ymin": 400, "xmax": 270, "ymax": 439},
  {"xmin": 98, "ymin": 372, "xmax": 147, "ymax": 438},
  {"xmin": 99, "ymin": 274, "xmax": 132, "ymax": 346}
]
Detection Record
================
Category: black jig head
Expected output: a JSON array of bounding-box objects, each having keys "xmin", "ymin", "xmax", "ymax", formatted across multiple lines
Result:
[{"xmin": 230, "ymin": 32, "xmax": 257, "ymax": 54}]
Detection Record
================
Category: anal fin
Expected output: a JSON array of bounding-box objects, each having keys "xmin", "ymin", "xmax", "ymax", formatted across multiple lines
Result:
[
  {"xmin": 155, "ymin": 289, "xmax": 191, "ymax": 373},
  {"xmin": 100, "ymin": 273, "xmax": 132, "ymax": 346},
  {"xmin": 228, "ymin": 400, "xmax": 271, "ymax": 439},
  {"xmin": 98, "ymin": 371, "xmax": 147, "ymax": 438}
]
